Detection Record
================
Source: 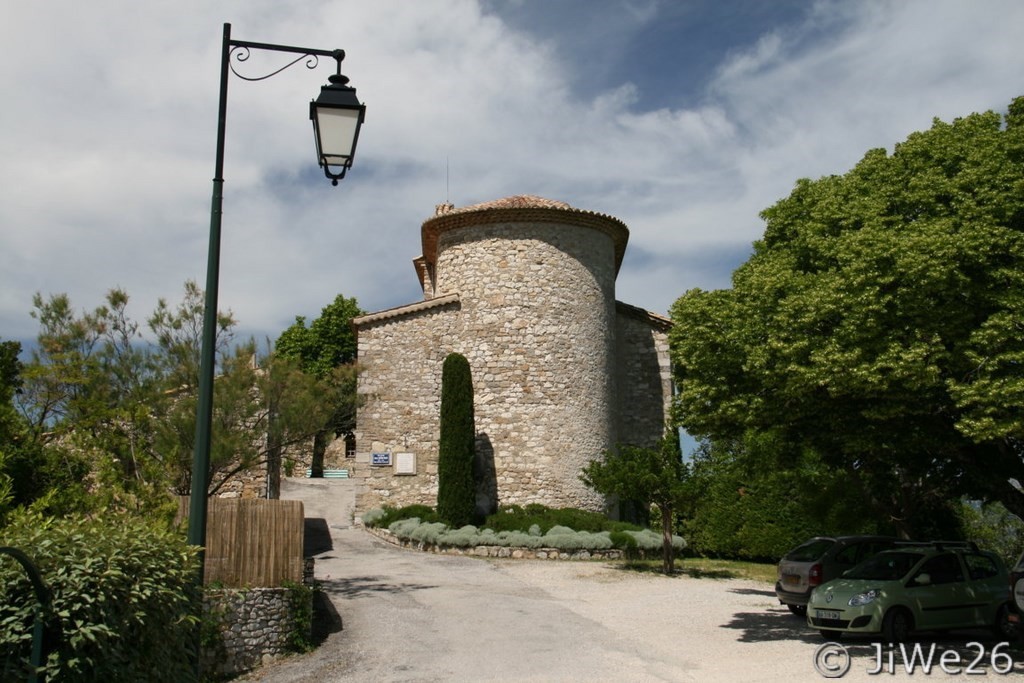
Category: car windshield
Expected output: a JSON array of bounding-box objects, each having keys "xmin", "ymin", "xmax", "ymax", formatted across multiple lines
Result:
[
  {"xmin": 785, "ymin": 539, "xmax": 834, "ymax": 562},
  {"xmin": 844, "ymin": 551, "xmax": 923, "ymax": 580}
]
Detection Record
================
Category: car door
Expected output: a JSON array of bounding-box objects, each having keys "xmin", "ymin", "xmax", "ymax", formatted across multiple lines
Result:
[
  {"xmin": 905, "ymin": 553, "xmax": 971, "ymax": 631},
  {"xmin": 961, "ymin": 552, "xmax": 1005, "ymax": 627}
]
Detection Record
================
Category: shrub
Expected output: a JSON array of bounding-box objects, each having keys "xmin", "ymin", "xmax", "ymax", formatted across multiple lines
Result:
[
  {"xmin": 384, "ymin": 518, "xmax": 634, "ymax": 553},
  {"xmin": 440, "ymin": 525, "xmax": 483, "ymax": 548},
  {"xmin": 545, "ymin": 509, "xmax": 611, "ymax": 533},
  {"xmin": 363, "ymin": 504, "xmax": 440, "ymax": 529},
  {"xmin": 388, "ymin": 517, "xmax": 426, "ymax": 538},
  {"xmin": 626, "ymin": 529, "xmax": 686, "ymax": 553},
  {"xmin": 361, "ymin": 508, "xmax": 387, "ymax": 527},
  {"xmin": 495, "ymin": 530, "xmax": 546, "ymax": 548},
  {"xmin": 608, "ymin": 530, "xmax": 638, "ymax": 551},
  {"xmin": 409, "ymin": 521, "xmax": 448, "ymax": 545},
  {"xmin": 484, "ymin": 504, "xmax": 641, "ymax": 535},
  {"xmin": 282, "ymin": 581, "xmax": 315, "ymax": 654},
  {"xmin": 373, "ymin": 505, "xmax": 683, "ymax": 555},
  {"xmin": 437, "ymin": 353, "xmax": 476, "ymax": 527},
  {"xmin": 0, "ymin": 510, "xmax": 200, "ymax": 682},
  {"xmin": 541, "ymin": 528, "xmax": 614, "ymax": 551}
]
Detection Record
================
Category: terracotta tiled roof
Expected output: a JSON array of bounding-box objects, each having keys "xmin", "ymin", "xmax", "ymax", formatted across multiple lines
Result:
[{"xmin": 437, "ymin": 195, "xmax": 573, "ymax": 214}]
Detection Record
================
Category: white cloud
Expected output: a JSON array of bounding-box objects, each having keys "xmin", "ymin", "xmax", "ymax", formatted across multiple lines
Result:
[{"xmin": 1, "ymin": 0, "xmax": 1022, "ymax": 343}]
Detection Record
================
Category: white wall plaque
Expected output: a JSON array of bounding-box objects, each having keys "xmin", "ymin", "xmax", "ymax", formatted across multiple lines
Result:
[{"xmin": 395, "ymin": 452, "xmax": 416, "ymax": 475}]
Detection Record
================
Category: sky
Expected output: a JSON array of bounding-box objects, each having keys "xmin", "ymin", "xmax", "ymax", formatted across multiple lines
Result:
[{"xmin": 2, "ymin": 0, "xmax": 1023, "ymax": 350}]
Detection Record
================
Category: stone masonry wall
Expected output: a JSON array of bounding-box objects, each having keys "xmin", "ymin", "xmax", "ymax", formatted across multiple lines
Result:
[
  {"xmin": 353, "ymin": 220, "xmax": 618, "ymax": 514},
  {"xmin": 435, "ymin": 222, "xmax": 617, "ymax": 511},
  {"xmin": 201, "ymin": 586, "xmax": 309, "ymax": 678},
  {"xmin": 352, "ymin": 298, "xmax": 461, "ymax": 509},
  {"xmin": 615, "ymin": 305, "xmax": 673, "ymax": 448}
]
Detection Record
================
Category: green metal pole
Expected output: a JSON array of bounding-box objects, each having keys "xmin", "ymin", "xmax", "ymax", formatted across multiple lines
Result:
[
  {"xmin": 187, "ymin": 22, "xmax": 231, "ymax": 677},
  {"xmin": 187, "ymin": 21, "xmax": 230, "ymax": 562}
]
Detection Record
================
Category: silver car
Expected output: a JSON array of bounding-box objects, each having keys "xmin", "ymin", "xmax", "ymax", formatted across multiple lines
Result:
[{"xmin": 776, "ymin": 535, "xmax": 898, "ymax": 616}]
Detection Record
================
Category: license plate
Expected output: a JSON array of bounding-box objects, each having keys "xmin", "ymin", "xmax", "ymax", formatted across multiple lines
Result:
[
  {"xmin": 816, "ymin": 610, "xmax": 841, "ymax": 620},
  {"xmin": 784, "ymin": 574, "xmax": 800, "ymax": 586}
]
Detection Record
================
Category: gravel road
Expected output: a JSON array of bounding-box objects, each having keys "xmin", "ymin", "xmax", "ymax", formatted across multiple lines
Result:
[{"xmin": 238, "ymin": 479, "xmax": 1022, "ymax": 682}]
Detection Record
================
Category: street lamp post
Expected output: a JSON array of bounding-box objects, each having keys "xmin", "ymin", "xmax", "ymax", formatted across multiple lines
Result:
[{"xmin": 186, "ymin": 23, "xmax": 365, "ymax": 581}]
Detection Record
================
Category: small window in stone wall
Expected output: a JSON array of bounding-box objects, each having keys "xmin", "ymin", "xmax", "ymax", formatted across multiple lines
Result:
[{"xmin": 345, "ymin": 432, "xmax": 356, "ymax": 458}]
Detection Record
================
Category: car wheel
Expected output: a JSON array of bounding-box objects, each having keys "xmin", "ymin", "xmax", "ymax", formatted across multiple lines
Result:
[
  {"xmin": 819, "ymin": 629, "xmax": 842, "ymax": 641},
  {"xmin": 882, "ymin": 608, "xmax": 913, "ymax": 643},
  {"xmin": 787, "ymin": 603, "xmax": 807, "ymax": 617},
  {"xmin": 993, "ymin": 604, "xmax": 1016, "ymax": 641}
]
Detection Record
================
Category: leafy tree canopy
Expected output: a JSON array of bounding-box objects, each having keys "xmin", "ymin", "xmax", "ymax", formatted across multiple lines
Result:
[
  {"xmin": 6, "ymin": 281, "xmax": 335, "ymax": 509},
  {"xmin": 275, "ymin": 294, "xmax": 362, "ymax": 378},
  {"xmin": 274, "ymin": 294, "xmax": 364, "ymax": 480},
  {"xmin": 670, "ymin": 97, "xmax": 1024, "ymax": 532}
]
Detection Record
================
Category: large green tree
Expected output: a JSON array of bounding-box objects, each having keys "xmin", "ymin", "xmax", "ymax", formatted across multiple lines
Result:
[
  {"xmin": 276, "ymin": 294, "xmax": 361, "ymax": 378},
  {"xmin": 670, "ymin": 97, "xmax": 1024, "ymax": 535},
  {"xmin": 275, "ymin": 294, "xmax": 363, "ymax": 479},
  {"xmin": 680, "ymin": 436, "xmax": 899, "ymax": 560}
]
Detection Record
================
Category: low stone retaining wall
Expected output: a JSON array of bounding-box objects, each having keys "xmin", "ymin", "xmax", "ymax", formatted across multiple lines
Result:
[
  {"xmin": 202, "ymin": 585, "xmax": 311, "ymax": 678},
  {"xmin": 366, "ymin": 526, "xmax": 625, "ymax": 561}
]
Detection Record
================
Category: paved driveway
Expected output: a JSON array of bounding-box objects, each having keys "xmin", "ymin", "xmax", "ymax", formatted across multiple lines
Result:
[{"xmin": 239, "ymin": 478, "xmax": 1023, "ymax": 682}]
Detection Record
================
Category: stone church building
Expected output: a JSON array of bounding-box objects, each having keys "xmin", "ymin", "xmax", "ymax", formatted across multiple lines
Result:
[{"xmin": 345, "ymin": 195, "xmax": 673, "ymax": 516}]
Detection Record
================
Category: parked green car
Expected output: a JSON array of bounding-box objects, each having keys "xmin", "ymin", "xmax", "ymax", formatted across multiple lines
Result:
[{"xmin": 807, "ymin": 542, "xmax": 1014, "ymax": 642}]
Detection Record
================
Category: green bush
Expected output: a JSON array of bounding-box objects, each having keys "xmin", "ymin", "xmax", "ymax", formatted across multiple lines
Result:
[
  {"xmin": 541, "ymin": 527, "xmax": 614, "ymax": 551},
  {"xmin": 682, "ymin": 440, "xmax": 887, "ymax": 561},
  {"xmin": 362, "ymin": 504, "xmax": 440, "ymax": 529},
  {"xmin": 0, "ymin": 510, "xmax": 200, "ymax": 682},
  {"xmin": 282, "ymin": 580, "xmax": 315, "ymax": 654},
  {"xmin": 367, "ymin": 503, "xmax": 682, "ymax": 554},
  {"xmin": 437, "ymin": 353, "xmax": 476, "ymax": 527},
  {"xmin": 484, "ymin": 504, "xmax": 641, "ymax": 534},
  {"xmin": 441, "ymin": 525, "xmax": 486, "ymax": 548},
  {"xmin": 625, "ymin": 529, "xmax": 686, "ymax": 552},
  {"xmin": 360, "ymin": 507, "xmax": 387, "ymax": 527},
  {"xmin": 381, "ymin": 516, "xmax": 681, "ymax": 554},
  {"xmin": 608, "ymin": 530, "xmax": 638, "ymax": 551}
]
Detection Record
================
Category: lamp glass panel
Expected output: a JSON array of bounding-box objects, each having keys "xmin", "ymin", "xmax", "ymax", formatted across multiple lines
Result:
[{"xmin": 316, "ymin": 107, "xmax": 360, "ymax": 158}]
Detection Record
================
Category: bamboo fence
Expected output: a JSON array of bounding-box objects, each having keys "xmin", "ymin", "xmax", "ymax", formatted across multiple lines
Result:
[{"xmin": 178, "ymin": 497, "xmax": 305, "ymax": 587}]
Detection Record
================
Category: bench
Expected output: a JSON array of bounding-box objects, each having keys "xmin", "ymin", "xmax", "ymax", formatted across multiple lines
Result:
[{"xmin": 305, "ymin": 468, "xmax": 349, "ymax": 478}]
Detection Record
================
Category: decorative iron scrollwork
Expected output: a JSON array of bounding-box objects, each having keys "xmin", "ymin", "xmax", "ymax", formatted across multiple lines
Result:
[{"xmin": 228, "ymin": 46, "xmax": 321, "ymax": 82}]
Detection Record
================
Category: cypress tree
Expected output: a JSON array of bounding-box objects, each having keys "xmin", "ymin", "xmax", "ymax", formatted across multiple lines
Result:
[{"xmin": 437, "ymin": 353, "xmax": 475, "ymax": 527}]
